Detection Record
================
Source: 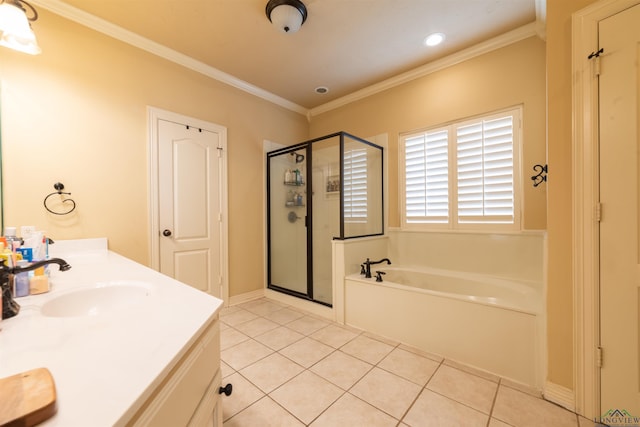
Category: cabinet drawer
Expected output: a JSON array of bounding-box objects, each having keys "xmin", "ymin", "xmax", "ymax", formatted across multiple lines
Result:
[{"xmin": 130, "ymin": 319, "xmax": 220, "ymax": 427}]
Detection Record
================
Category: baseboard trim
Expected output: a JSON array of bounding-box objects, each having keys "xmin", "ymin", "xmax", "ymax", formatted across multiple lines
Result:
[
  {"xmin": 228, "ymin": 289, "xmax": 265, "ymax": 306},
  {"xmin": 544, "ymin": 381, "xmax": 576, "ymax": 412},
  {"xmin": 265, "ymin": 289, "xmax": 335, "ymax": 321}
]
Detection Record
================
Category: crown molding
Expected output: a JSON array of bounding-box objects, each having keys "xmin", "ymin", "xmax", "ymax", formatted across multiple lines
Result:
[
  {"xmin": 535, "ymin": 0, "xmax": 547, "ymax": 40},
  {"xmin": 308, "ymin": 22, "xmax": 539, "ymax": 117},
  {"xmin": 31, "ymin": 0, "xmax": 539, "ymax": 119},
  {"xmin": 29, "ymin": 0, "xmax": 309, "ymax": 116}
]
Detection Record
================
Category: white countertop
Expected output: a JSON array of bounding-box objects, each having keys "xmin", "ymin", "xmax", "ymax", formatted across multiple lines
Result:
[{"xmin": 0, "ymin": 238, "xmax": 224, "ymax": 426}]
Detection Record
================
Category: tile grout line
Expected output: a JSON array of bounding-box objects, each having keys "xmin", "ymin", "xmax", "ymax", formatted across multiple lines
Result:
[
  {"xmin": 224, "ymin": 299, "xmax": 557, "ymax": 427},
  {"xmin": 222, "ymin": 305, "xmax": 359, "ymax": 426},
  {"xmin": 485, "ymin": 377, "xmax": 502, "ymax": 427},
  {"xmin": 396, "ymin": 356, "xmax": 445, "ymax": 426},
  {"xmin": 228, "ymin": 302, "xmax": 441, "ymax": 425},
  {"xmin": 264, "ymin": 312, "xmax": 365, "ymax": 426}
]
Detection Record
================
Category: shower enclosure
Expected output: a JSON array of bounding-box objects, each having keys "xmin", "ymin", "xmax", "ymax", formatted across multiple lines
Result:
[{"xmin": 267, "ymin": 132, "xmax": 383, "ymax": 306}]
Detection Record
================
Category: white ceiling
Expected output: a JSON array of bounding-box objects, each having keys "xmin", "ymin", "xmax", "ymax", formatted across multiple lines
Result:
[{"xmin": 32, "ymin": 0, "xmax": 543, "ymax": 112}]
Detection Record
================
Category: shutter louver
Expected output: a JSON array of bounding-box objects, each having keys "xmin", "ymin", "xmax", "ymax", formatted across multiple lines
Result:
[
  {"xmin": 404, "ymin": 130, "xmax": 449, "ymax": 223},
  {"xmin": 344, "ymin": 148, "xmax": 368, "ymax": 222},
  {"xmin": 457, "ymin": 116, "xmax": 514, "ymax": 223}
]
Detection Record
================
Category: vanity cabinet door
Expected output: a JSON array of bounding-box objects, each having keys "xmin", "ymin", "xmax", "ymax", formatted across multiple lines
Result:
[
  {"xmin": 129, "ymin": 319, "xmax": 221, "ymax": 427},
  {"xmin": 187, "ymin": 370, "xmax": 222, "ymax": 427}
]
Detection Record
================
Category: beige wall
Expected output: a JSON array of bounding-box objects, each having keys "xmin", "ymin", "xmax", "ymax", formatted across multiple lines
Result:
[
  {"xmin": 309, "ymin": 36, "xmax": 547, "ymax": 231},
  {"xmin": 310, "ymin": 36, "xmax": 547, "ymax": 230},
  {"xmin": 0, "ymin": 10, "xmax": 308, "ymax": 297},
  {"xmin": 546, "ymin": 0, "xmax": 599, "ymax": 390}
]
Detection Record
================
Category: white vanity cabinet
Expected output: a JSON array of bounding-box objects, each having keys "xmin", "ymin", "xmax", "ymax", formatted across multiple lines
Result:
[
  {"xmin": 128, "ymin": 317, "xmax": 222, "ymax": 427},
  {"xmin": 0, "ymin": 239, "xmax": 226, "ymax": 427}
]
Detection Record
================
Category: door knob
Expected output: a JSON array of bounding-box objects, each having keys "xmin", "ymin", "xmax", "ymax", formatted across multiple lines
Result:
[{"xmin": 162, "ymin": 229, "xmax": 172, "ymax": 237}]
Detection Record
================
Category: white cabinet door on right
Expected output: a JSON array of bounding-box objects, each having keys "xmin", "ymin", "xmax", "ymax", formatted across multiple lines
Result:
[{"xmin": 599, "ymin": 3, "xmax": 640, "ymax": 419}]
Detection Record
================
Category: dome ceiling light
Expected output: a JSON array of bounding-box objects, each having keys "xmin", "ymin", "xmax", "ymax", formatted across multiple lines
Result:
[
  {"xmin": 265, "ymin": 0, "xmax": 308, "ymax": 34},
  {"xmin": 0, "ymin": 0, "xmax": 41, "ymax": 55}
]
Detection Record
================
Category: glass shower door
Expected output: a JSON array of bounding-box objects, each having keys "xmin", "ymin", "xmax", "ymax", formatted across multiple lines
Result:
[{"xmin": 268, "ymin": 149, "xmax": 308, "ymax": 297}]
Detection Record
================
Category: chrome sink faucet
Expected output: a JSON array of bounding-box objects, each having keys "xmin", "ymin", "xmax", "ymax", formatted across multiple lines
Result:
[{"xmin": 361, "ymin": 258, "xmax": 391, "ymax": 278}]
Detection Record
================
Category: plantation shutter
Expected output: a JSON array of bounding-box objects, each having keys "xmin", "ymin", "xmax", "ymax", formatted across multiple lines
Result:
[
  {"xmin": 404, "ymin": 130, "xmax": 449, "ymax": 223},
  {"xmin": 456, "ymin": 115, "xmax": 514, "ymax": 223},
  {"xmin": 344, "ymin": 148, "xmax": 368, "ymax": 222}
]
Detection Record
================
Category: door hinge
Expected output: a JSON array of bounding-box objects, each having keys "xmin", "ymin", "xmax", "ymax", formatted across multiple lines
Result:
[
  {"xmin": 597, "ymin": 346, "xmax": 603, "ymax": 368},
  {"xmin": 218, "ymin": 212, "xmax": 222, "ymax": 222},
  {"xmin": 595, "ymin": 203, "xmax": 602, "ymax": 222},
  {"xmin": 217, "ymin": 147, "xmax": 223, "ymax": 158}
]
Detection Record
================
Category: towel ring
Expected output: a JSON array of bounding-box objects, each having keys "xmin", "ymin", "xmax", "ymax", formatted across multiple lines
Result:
[{"xmin": 44, "ymin": 182, "xmax": 76, "ymax": 215}]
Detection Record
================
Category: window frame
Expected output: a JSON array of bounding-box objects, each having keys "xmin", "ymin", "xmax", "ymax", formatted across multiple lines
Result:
[{"xmin": 399, "ymin": 106, "xmax": 523, "ymax": 231}]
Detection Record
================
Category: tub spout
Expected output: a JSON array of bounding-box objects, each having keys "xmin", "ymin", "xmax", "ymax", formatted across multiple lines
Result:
[{"xmin": 363, "ymin": 258, "xmax": 392, "ymax": 278}]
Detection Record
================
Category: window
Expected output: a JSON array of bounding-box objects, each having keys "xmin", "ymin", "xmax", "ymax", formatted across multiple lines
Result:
[
  {"xmin": 343, "ymin": 148, "xmax": 368, "ymax": 222},
  {"xmin": 401, "ymin": 107, "xmax": 521, "ymax": 229}
]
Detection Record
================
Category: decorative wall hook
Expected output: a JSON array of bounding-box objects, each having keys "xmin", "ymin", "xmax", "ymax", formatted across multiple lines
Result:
[
  {"xmin": 587, "ymin": 48, "xmax": 604, "ymax": 59},
  {"xmin": 531, "ymin": 164, "xmax": 548, "ymax": 187},
  {"xmin": 44, "ymin": 182, "xmax": 76, "ymax": 215}
]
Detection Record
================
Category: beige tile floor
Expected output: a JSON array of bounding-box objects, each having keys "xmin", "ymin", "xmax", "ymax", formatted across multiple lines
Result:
[{"xmin": 220, "ymin": 298, "xmax": 597, "ymax": 427}]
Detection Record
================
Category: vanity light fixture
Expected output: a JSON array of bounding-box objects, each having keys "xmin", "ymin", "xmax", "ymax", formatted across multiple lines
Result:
[
  {"xmin": 265, "ymin": 0, "xmax": 307, "ymax": 34},
  {"xmin": 424, "ymin": 32, "xmax": 445, "ymax": 47},
  {"xmin": 0, "ymin": 0, "xmax": 41, "ymax": 54}
]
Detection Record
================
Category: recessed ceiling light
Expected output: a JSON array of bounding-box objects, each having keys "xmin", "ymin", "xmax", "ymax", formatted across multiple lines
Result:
[
  {"xmin": 425, "ymin": 32, "xmax": 445, "ymax": 47},
  {"xmin": 315, "ymin": 86, "xmax": 329, "ymax": 94}
]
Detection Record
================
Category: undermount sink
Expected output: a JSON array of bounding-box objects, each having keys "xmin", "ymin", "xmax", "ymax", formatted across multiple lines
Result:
[{"xmin": 41, "ymin": 281, "xmax": 155, "ymax": 317}]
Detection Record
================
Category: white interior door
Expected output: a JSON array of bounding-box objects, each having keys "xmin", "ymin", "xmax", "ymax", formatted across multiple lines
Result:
[
  {"xmin": 157, "ymin": 118, "xmax": 224, "ymax": 298},
  {"xmin": 599, "ymin": 3, "xmax": 640, "ymax": 418}
]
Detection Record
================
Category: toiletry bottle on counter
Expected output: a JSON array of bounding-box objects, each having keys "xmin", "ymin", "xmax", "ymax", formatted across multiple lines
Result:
[
  {"xmin": 0, "ymin": 243, "xmax": 21, "ymax": 266},
  {"xmin": 13, "ymin": 260, "xmax": 29, "ymax": 298},
  {"xmin": 4, "ymin": 227, "xmax": 22, "ymax": 251},
  {"xmin": 29, "ymin": 267, "xmax": 49, "ymax": 295},
  {"xmin": 16, "ymin": 247, "xmax": 32, "ymax": 262}
]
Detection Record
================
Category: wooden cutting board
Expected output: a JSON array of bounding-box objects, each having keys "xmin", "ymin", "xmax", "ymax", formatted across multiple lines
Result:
[{"xmin": 0, "ymin": 368, "xmax": 57, "ymax": 427}]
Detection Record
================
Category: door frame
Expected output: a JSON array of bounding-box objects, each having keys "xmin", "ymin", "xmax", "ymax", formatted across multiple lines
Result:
[
  {"xmin": 148, "ymin": 106, "xmax": 229, "ymax": 303},
  {"xmin": 572, "ymin": 0, "xmax": 640, "ymax": 419}
]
